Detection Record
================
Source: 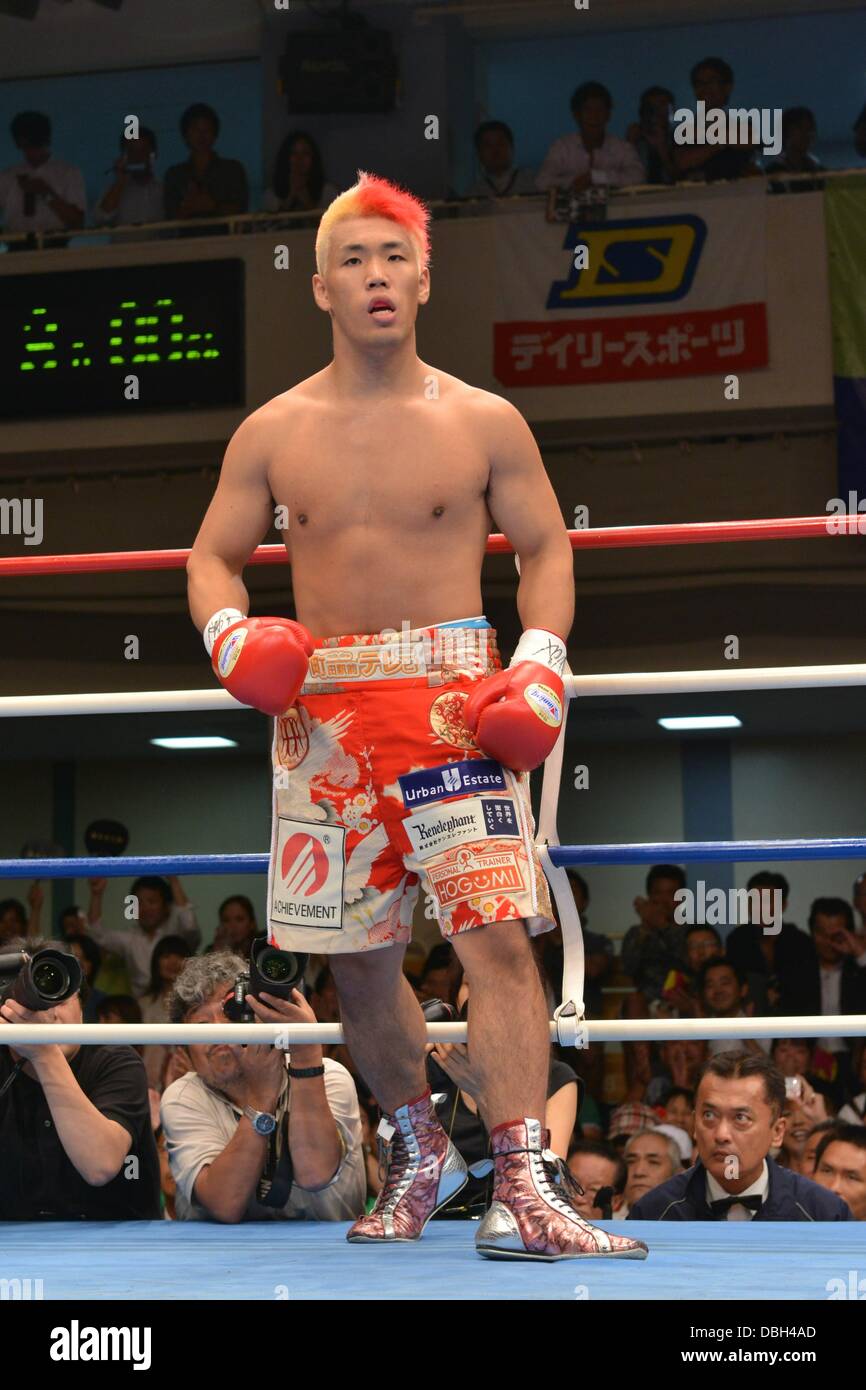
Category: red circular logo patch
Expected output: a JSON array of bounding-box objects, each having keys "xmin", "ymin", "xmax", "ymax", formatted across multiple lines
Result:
[{"xmin": 281, "ymin": 833, "xmax": 329, "ymax": 895}]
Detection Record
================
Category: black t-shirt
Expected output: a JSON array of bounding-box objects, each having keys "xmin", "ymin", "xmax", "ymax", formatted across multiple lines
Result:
[
  {"xmin": 0, "ymin": 1044, "xmax": 161, "ymax": 1220},
  {"xmin": 428, "ymin": 1056, "xmax": 579, "ymax": 1216}
]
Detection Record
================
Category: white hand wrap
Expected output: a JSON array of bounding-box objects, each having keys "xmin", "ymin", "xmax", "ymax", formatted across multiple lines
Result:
[
  {"xmin": 203, "ymin": 607, "xmax": 245, "ymax": 657},
  {"xmin": 509, "ymin": 628, "xmax": 567, "ymax": 676}
]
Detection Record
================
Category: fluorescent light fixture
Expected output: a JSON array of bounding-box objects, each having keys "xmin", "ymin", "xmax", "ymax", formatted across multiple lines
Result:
[
  {"xmin": 657, "ymin": 715, "xmax": 742, "ymax": 731},
  {"xmin": 150, "ymin": 736, "xmax": 238, "ymax": 750}
]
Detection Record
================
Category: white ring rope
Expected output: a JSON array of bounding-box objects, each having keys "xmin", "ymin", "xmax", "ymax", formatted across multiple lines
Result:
[
  {"xmin": 3, "ymin": 1015, "xmax": 865, "ymax": 1047},
  {"xmin": 1, "ymin": 663, "xmax": 865, "ymax": 718}
]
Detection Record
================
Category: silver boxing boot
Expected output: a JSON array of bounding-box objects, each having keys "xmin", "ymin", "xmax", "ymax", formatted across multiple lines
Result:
[
  {"xmin": 347, "ymin": 1088, "xmax": 468, "ymax": 1242},
  {"xmin": 475, "ymin": 1118, "xmax": 649, "ymax": 1261}
]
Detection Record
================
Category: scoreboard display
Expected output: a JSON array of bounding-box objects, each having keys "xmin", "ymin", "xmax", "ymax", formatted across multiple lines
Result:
[{"xmin": 0, "ymin": 258, "xmax": 245, "ymax": 419}]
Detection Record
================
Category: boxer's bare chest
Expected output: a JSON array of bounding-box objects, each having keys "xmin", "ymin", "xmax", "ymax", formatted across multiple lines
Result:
[{"xmin": 268, "ymin": 394, "xmax": 492, "ymax": 546}]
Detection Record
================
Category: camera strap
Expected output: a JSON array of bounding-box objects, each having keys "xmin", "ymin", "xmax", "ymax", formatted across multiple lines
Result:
[
  {"xmin": 256, "ymin": 1079, "xmax": 294, "ymax": 1209},
  {"xmin": 0, "ymin": 1059, "xmax": 25, "ymax": 1099}
]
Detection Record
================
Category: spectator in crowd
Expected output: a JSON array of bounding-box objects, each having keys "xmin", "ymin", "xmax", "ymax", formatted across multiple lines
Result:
[
  {"xmin": 0, "ymin": 937, "xmax": 160, "ymax": 1219},
  {"xmin": 93, "ymin": 127, "xmax": 164, "ymax": 236},
  {"xmin": 86, "ymin": 874, "xmax": 201, "ymax": 999},
  {"xmin": 839, "ymin": 1040, "xmax": 866, "ymax": 1124},
  {"xmin": 465, "ymin": 120, "xmax": 538, "ymax": 199},
  {"xmin": 209, "ymin": 894, "xmax": 263, "ymax": 958},
  {"xmin": 622, "ymin": 865, "xmax": 690, "ymax": 1098},
  {"xmin": 621, "ymin": 864, "xmax": 689, "ymax": 1007},
  {"xmin": 140, "ymin": 935, "xmax": 195, "ymax": 1090},
  {"xmin": 607, "ymin": 1100, "xmax": 662, "ymax": 1153},
  {"xmin": 262, "ymin": 130, "xmax": 338, "ymax": 214},
  {"xmin": 621, "ymin": 1129, "xmax": 681, "ymax": 1215},
  {"xmin": 807, "ymin": 897, "xmax": 866, "ymax": 1091},
  {"xmin": 644, "ymin": 1038, "xmax": 708, "ymax": 1108},
  {"xmin": 853, "ymin": 103, "xmax": 866, "ymax": 161},
  {"xmin": 652, "ymin": 1122, "xmax": 693, "ymax": 1168},
  {"xmin": 358, "ymin": 1097, "xmax": 383, "ymax": 1206},
  {"xmin": 426, "ymin": 974, "xmax": 578, "ymax": 1216},
  {"xmin": 626, "ymin": 85, "xmax": 678, "ymax": 184},
  {"xmin": 696, "ymin": 958, "xmax": 769, "ymax": 1057},
  {"xmin": 58, "ymin": 904, "xmax": 86, "ymax": 938},
  {"xmin": 535, "ymin": 80, "xmax": 645, "ymax": 195},
  {"xmin": 664, "ymin": 1086, "xmax": 695, "ymax": 1137},
  {"xmin": 777, "ymin": 1071, "xmax": 834, "ymax": 1173},
  {"xmin": 765, "ymin": 107, "xmax": 824, "ymax": 190},
  {"xmin": 59, "ymin": 898, "xmax": 131, "ymax": 996},
  {"xmin": 725, "ymin": 871, "xmax": 818, "ymax": 1015},
  {"xmin": 567, "ymin": 1139, "xmax": 627, "ymax": 1219},
  {"xmin": 161, "ymin": 953, "xmax": 365, "ymax": 1222},
  {"xmin": 98, "ymin": 994, "xmax": 143, "ymax": 1026},
  {"xmin": 0, "ymin": 899, "xmax": 29, "ymax": 945},
  {"xmin": 852, "ymin": 871, "xmax": 866, "ymax": 935},
  {"xmin": 0, "ymin": 110, "xmax": 85, "ymax": 248},
  {"xmin": 628, "ymin": 1051, "xmax": 851, "ymax": 1220},
  {"xmin": 23, "ymin": 882, "xmax": 45, "ymax": 937},
  {"xmin": 770, "ymin": 1036, "xmax": 841, "ymax": 1107},
  {"xmin": 657, "ymin": 924, "xmax": 724, "ymax": 1018},
  {"xmin": 417, "ymin": 942, "xmax": 461, "ymax": 1004},
  {"xmin": 800, "ymin": 1120, "xmax": 839, "ymax": 1177},
  {"xmin": 310, "ymin": 965, "xmax": 340, "ymax": 1024},
  {"xmin": 67, "ymin": 935, "xmax": 107, "ymax": 1024},
  {"xmin": 812, "ymin": 1125, "xmax": 866, "ymax": 1219},
  {"xmin": 674, "ymin": 57, "xmax": 757, "ymax": 183},
  {"xmin": 163, "ymin": 102, "xmax": 248, "ymax": 227},
  {"xmin": 537, "ymin": 870, "xmax": 612, "ymax": 1105}
]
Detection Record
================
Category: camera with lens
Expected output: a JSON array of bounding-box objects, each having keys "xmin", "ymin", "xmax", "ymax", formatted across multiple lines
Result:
[
  {"xmin": 223, "ymin": 941, "xmax": 308, "ymax": 1023},
  {"xmin": 0, "ymin": 946, "xmax": 83, "ymax": 1013}
]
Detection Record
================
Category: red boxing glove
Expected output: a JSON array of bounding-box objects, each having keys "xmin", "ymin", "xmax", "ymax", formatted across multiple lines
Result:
[
  {"xmin": 211, "ymin": 617, "xmax": 315, "ymax": 717},
  {"xmin": 463, "ymin": 662, "xmax": 564, "ymax": 772}
]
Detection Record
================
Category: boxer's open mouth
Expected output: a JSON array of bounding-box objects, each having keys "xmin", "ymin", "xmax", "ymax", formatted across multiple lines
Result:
[{"xmin": 368, "ymin": 298, "xmax": 395, "ymax": 316}]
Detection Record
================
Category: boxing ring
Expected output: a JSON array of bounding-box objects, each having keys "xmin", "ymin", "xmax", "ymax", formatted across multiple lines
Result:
[{"xmin": 2, "ymin": 516, "xmax": 865, "ymax": 1301}]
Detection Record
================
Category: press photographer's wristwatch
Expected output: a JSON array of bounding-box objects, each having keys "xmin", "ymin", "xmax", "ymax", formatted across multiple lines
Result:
[{"xmin": 242, "ymin": 1106, "xmax": 277, "ymax": 1136}]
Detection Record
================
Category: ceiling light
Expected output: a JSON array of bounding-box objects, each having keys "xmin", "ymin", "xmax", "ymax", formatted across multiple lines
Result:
[
  {"xmin": 150, "ymin": 736, "xmax": 238, "ymax": 750},
  {"xmin": 657, "ymin": 715, "xmax": 742, "ymax": 731}
]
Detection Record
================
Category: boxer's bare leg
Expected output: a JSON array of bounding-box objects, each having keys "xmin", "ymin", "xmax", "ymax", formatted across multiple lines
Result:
[
  {"xmin": 330, "ymin": 943, "xmax": 428, "ymax": 1113},
  {"xmin": 451, "ymin": 919, "xmax": 548, "ymax": 1129}
]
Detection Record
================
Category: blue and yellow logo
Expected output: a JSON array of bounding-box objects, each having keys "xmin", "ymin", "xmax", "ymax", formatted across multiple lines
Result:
[{"xmin": 547, "ymin": 215, "xmax": 707, "ymax": 309}]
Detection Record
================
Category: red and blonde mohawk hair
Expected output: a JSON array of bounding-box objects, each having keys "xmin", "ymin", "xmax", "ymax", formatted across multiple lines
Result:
[{"xmin": 315, "ymin": 170, "xmax": 431, "ymax": 277}]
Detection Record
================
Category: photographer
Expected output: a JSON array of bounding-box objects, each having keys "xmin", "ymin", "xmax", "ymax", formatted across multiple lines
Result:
[
  {"xmin": 0, "ymin": 938, "xmax": 160, "ymax": 1220},
  {"xmin": 160, "ymin": 954, "xmax": 365, "ymax": 1223}
]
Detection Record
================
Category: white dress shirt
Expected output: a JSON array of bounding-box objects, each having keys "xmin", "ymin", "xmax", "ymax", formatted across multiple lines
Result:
[
  {"xmin": 0, "ymin": 155, "xmax": 86, "ymax": 233},
  {"xmin": 534, "ymin": 130, "xmax": 646, "ymax": 191},
  {"xmin": 706, "ymin": 1159, "xmax": 769, "ymax": 1220}
]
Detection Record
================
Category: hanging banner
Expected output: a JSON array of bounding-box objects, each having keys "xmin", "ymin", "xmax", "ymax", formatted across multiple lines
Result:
[
  {"xmin": 493, "ymin": 189, "xmax": 768, "ymax": 388},
  {"xmin": 824, "ymin": 180, "xmax": 866, "ymax": 497}
]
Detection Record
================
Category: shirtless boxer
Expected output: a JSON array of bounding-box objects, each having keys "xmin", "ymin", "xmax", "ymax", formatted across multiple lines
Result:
[{"xmin": 187, "ymin": 172, "xmax": 647, "ymax": 1261}]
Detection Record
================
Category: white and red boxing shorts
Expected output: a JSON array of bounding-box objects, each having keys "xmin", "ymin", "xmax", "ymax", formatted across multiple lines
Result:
[{"xmin": 266, "ymin": 617, "xmax": 556, "ymax": 954}]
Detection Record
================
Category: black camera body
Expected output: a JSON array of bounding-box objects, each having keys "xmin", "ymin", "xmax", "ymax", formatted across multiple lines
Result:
[
  {"xmin": 223, "ymin": 941, "xmax": 308, "ymax": 1024},
  {"xmin": 0, "ymin": 947, "xmax": 83, "ymax": 1013}
]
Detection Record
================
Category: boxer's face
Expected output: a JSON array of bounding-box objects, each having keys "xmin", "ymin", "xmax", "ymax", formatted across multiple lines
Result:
[{"xmin": 313, "ymin": 216, "xmax": 430, "ymax": 344}]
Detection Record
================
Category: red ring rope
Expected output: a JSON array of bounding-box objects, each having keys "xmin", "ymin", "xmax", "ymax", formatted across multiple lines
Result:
[{"xmin": 0, "ymin": 515, "xmax": 859, "ymax": 578}]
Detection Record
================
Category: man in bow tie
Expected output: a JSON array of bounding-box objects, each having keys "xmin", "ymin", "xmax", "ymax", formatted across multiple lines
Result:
[{"xmin": 628, "ymin": 1050, "xmax": 852, "ymax": 1221}]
